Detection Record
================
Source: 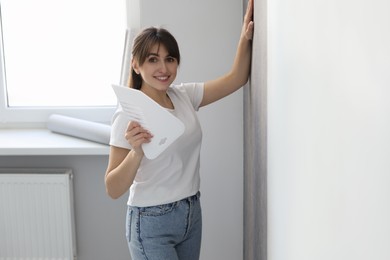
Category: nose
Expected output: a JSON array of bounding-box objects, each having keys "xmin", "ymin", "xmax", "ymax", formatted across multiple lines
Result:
[{"xmin": 158, "ymin": 61, "xmax": 168, "ymax": 73}]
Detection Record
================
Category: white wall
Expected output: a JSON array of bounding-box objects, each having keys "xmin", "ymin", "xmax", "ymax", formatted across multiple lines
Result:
[
  {"xmin": 128, "ymin": 1, "xmax": 244, "ymax": 259},
  {"xmin": 268, "ymin": 0, "xmax": 390, "ymax": 259}
]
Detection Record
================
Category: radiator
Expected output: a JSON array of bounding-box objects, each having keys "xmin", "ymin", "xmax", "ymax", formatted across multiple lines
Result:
[{"xmin": 0, "ymin": 168, "xmax": 76, "ymax": 260}]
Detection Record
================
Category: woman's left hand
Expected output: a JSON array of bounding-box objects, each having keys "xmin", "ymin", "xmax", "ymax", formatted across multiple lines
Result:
[
  {"xmin": 200, "ymin": 0, "xmax": 254, "ymax": 107},
  {"xmin": 243, "ymin": 0, "xmax": 254, "ymax": 41}
]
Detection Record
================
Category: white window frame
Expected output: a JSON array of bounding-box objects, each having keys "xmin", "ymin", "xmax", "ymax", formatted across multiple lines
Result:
[{"xmin": 0, "ymin": 2, "xmax": 124, "ymax": 127}]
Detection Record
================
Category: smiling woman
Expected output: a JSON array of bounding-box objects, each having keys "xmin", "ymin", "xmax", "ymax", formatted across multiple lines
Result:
[{"xmin": 0, "ymin": 0, "xmax": 126, "ymax": 124}]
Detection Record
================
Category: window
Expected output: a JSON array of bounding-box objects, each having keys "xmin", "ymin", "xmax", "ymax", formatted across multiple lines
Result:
[{"xmin": 0, "ymin": 0, "xmax": 126, "ymax": 124}]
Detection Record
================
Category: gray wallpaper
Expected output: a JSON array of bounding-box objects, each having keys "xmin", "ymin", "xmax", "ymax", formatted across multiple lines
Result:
[{"xmin": 244, "ymin": 0, "xmax": 267, "ymax": 259}]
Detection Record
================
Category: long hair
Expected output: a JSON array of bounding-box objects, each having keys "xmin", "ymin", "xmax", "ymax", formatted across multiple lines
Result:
[{"xmin": 128, "ymin": 27, "xmax": 181, "ymax": 89}]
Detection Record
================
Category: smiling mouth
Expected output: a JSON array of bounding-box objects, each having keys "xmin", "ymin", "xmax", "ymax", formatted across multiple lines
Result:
[{"xmin": 155, "ymin": 76, "xmax": 169, "ymax": 81}]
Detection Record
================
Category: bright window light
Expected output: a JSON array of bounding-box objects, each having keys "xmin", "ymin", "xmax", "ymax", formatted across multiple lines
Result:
[{"xmin": 1, "ymin": 0, "xmax": 125, "ymax": 107}]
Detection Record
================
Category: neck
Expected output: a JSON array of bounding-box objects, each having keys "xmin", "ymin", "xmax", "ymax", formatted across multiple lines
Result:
[{"xmin": 141, "ymin": 86, "xmax": 173, "ymax": 109}]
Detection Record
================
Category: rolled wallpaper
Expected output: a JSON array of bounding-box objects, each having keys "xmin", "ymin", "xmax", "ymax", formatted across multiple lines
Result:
[{"xmin": 47, "ymin": 114, "xmax": 111, "ymax": 145}]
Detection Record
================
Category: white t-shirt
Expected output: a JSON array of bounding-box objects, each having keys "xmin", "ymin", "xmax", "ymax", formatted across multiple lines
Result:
[{"xmin": 109, "ymin": 83, "xmax": 204, "ymax": 207}]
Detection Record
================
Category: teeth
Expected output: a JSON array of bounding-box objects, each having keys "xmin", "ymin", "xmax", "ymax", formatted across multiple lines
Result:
[{"xmin": 156, "ymin": 76, "xmax": 168, "ymax": 80}]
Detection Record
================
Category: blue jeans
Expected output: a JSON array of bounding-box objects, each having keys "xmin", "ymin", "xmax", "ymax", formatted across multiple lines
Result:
[{"xmin": 126, "ymin": 192, "xmax": 202, "ymax": 260}]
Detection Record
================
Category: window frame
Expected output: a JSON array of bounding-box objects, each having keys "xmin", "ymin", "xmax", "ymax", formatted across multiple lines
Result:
[{"xmin": 0, "ymin": 2, "xmax": 121, "ymax": 127}]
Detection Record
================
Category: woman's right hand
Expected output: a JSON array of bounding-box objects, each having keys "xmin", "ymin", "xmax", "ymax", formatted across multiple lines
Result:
[{"xmin": 125, "ymin": 121, "xmax": 153, "ymax": 156}]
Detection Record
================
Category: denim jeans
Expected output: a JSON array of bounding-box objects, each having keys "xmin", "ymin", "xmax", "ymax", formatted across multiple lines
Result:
[{"xmin": 126, "ymin": 192, "xmax": 202, "ymax": 260}]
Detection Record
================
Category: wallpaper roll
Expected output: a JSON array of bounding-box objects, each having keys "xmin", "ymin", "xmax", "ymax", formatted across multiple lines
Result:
[{"xmin": 47, "ymin": 114, "xmax": 111, "ymax": 145}]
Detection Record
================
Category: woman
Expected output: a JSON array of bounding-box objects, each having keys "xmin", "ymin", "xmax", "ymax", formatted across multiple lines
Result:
[{"xmin": 105, "ymin": 0, "xmax": 254, "ymax": 259}]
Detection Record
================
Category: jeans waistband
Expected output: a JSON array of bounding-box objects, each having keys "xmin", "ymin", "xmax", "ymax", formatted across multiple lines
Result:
[
  {"xmin": 184, "ymin": 191, "xmax": 201, "ymax": 203},
  {"xmin": 130, "ymin": 192, "xmax": 201, "ymax": 210}
]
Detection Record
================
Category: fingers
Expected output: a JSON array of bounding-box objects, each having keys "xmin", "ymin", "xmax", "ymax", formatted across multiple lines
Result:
[
  {"xmin": 125, "ymin": 121, "xmax": 153, "ymax": 150},
  {"xmin": 243, "ymin": 0, "xmax": 254, "ymax": 40},
  {"xmin": 245, "ymin": 21, "xmax": 254, "ymax": 40},
  {"xmin": 126, "ymin": 121, "xmax": 141, "ymax": 132},
  {"xmin": 244, "ymin": 0, "xmax": 254, "ymax": 22}
]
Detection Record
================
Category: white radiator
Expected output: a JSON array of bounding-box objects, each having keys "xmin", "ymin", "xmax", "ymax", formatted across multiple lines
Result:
[{"xmin": 0, "ymin": 168, "xmax": 76, "ymax": 260}]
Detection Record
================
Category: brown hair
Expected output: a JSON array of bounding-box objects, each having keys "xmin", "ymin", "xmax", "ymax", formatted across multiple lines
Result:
[{"xmin": 128, "ymin": 27, "xmax": 181, "ymax": 89}]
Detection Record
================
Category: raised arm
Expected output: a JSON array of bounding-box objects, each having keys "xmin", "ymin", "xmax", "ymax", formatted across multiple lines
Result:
[{"xmin": 200, "ymin": 0, "xmax": 254, "ymax": 107}]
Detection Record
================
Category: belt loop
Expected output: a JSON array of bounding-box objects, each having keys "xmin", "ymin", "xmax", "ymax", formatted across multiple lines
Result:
[{"xmin": 184, "ymin": 192, "xmax": 201, "ymax": 204}]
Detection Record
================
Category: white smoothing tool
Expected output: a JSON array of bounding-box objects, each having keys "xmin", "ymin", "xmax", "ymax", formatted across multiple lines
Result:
[{"xmin": 112, "ymin": 84, "xmax": 185, "ymax": 159}]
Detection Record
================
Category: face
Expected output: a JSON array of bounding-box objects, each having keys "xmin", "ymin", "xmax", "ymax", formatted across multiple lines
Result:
[{"xmin": 133, "ymin": 43, "xmax": 178, "ymax": 93}]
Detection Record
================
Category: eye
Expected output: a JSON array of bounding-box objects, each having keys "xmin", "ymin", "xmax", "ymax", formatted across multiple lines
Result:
[
  {"xmin": 148, "ymin": 57, "xmax": 158, "ymax": 63},
  {"xmin": 166, "ymin": 57, "xmax": 176, "ymax": 63}
]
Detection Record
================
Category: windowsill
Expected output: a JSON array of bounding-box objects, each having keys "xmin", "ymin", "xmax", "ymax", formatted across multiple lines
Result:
[{"xmin": 0, "ymin": 128, "xmax": 109, "ymax": 156}]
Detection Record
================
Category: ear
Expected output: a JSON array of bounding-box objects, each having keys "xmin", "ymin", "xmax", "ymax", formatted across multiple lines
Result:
[{"xmin": 132, "ymin": 59, "xmax": 140, "ymax": 75}]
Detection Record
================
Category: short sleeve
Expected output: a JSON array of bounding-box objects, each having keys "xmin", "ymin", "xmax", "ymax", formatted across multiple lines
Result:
[
  {"xmin": 109, "ymin": 107, "xmax": 132, "ymax": 149},
  {"xmin": 179, "ymin": 82, "xmax": 204, "ymax": 111}
]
